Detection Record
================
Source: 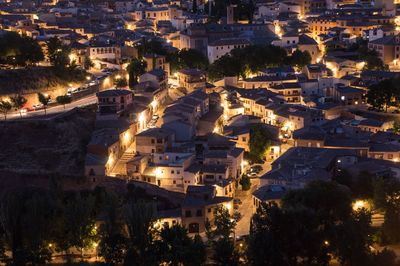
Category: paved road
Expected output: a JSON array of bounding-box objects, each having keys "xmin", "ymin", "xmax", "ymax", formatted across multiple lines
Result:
[{"xmin": 3, "ymin": 94, "xmax": 97, "ymax": 120}]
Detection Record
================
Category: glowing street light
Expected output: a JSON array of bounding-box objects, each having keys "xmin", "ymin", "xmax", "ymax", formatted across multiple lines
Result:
[{"xmin": 352, "ymin": 200, "xmax": 368, "ymax": 211}]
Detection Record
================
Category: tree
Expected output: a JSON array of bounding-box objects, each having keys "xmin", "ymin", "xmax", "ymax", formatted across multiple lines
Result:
[
  {"xmin": 56, "ymin": 95, "xmax": 72, "ymax": 109},
  {"xmin": 207, "ymin": 54, "xmax": 244, "ymax": 81},
  {"xmin": 286, "ymin": 49, "xmax": 311, "ymax": 69},
  {"xmin": 206, "ymin": 205, "xmax": 239, "ymax": 266},
  {"xmin": 123, "ymin": 199, "xmax": 157, "ymax": 266},
  {"xmin": 213, "ymin": 237, "xmax": 239, "ymax": 266},
  {"xmin": 370, "ymin": 248, "xmax": 400, "ymax": 266},
  {"xmin": 393, "ymin": 121, "xmax": 400, "ymax": 134},
  {"xmin": 83, "ymin": 55, "xmax": 94, "ymax": 70},
  {"xmin": 38, "ymin": 92, "xmax": 51, "ymax": 115},
  {"xmin": 283, "ymin": 181, "xmax": 353, "ymax": 225},
  {"xmin": 157, "ymin": 224, "xmax": 206, "ymax": 266},
  {"xmin": 248, "ymin": 124, "xmax": 272, "ymax": 163},
  {"xmin": 366, "ymin": 78, "xmax": 399, "ymax": 111},
  {"xmin": 248, "ymin": 202, "xmax": 329, "ymax": 266},
  {"xmin": 358, "ymin": 45, "xmax": 388, "ymax": 71},
  {"xmin": 0, "ymin": 100, "xmax": 12, "ymax": 121},
  {"xmin": 47, "ymin": 37, "xmax": 70, "ymax": 73},
  {"xmin": 98, "ymin": 193, "xmax": 127, "ymax": 266},
  {"xmin": 10, "ymin": 94, "xmax": 27, "ymax": 118},
  {"xmin": 168, "ymin": 49, "xmax": 209, "ymax": 73},
  {"xmin": 0, "ymin": 188, "xmax": 56, "ymax": 265},
  {"xmin": 54, "ymin": 192, "xmax": 98, "ymax": 261},
  {"xmin": 127, "ymin": 59, "xmax": 147, "ymax": 88},
  {"xmin": 381, "ymin": 187, "xmax": 400, "ymax": 244},
  {"xmin": 333, "ymin": 209, "xmax": 373, "ymax": 266},
  {"xmin": 239, "ymin": 174, "xmax": 251, "ymax": 191},
  {"xmin": 115, "ymin": 77, "xmax": 128, "ymax": 88},
  {"xmin": 0, "ymin": 32, "xmax": 44, "ymax": 66}
]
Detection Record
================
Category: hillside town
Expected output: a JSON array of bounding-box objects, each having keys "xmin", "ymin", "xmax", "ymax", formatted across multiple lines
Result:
[{"xmin": 2, "ymin": 0, "xmax": 400, "ymax": 265}]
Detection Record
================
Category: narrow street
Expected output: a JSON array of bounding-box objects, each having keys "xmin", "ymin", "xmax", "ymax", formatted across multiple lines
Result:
[{"xmin": 235, "ymin": 180, "xmax": 260, "ymax": 237}]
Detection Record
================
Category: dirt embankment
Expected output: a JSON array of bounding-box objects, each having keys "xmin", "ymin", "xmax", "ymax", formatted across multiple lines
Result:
[{"xmin": 0, "ymin": 108, "xmax": 96, "ymax": 177}]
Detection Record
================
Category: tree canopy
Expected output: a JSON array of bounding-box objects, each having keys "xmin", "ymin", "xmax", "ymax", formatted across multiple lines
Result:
[{"xmin": 0, "ymin": 32, "xmax": 44, "ymax": 66}]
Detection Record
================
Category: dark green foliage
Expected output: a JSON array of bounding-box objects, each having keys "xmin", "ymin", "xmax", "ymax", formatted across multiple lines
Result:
[
  {"xmin": 206, "ymin": 205, "xmax": 240, "ymax": 266},
  {"xmin": 248, "ymin": 125, "xmax": 272, "ymax": 163},
  {"xmin": 207, "ymin": 45, "xmax": 291, "ymax": 81},
  {"xmin": 53, "ymin": 192, "xmax": 98, "ymax": 259},
  {"xmin": 47, "ymin": 37, "xmax": 87, "ymax": 80},
  {"xmin": 285, "ymin": 49, "xmax": 312, "ymax": 69},
  {"xmin": 56, "ymin": 95, "xmax": 72, "ymax": 109},
  {"xmin": 138, "ymin": 39, "xmax": 167, "ymax": 58},
  {"xmin": 366, "ymin": 78, "xmax": 400, "ymax": 111},
  {"xmin": 0, "ymin": 100, "xmax": 12, "ymax": 120},
  {"xmin": 38, "ymin": 92, "xmax": 51, "ymax": 115},
  {"xmin": 239, "ymin": 174, "xmax": 251, "ymax": 191},
  {"xmin": 0, "ymin": 188, "xmax": 57, "ymax": 265},
  {"xmin": 127, "ymin": 59, "xmax": 147, "ymax": 88},
  {"xmin": 248, "ymin": 203, "xmax": 329, "ymax": 266},
  {"xmin": 168, "ymin": 49, "xmax": 209, "ymax": 73},
  {"xmin": 98, "ymin": 193, "xmax": 126, "ymax": 266},
  {"xmin": 248, "ymin": 181, "xmax": 387, "ymax": 266},
  {"xmin": 213, "ymin": 237, "xmax": 239, "ymax": 266},
  {"xmin": 10, "ymin": 94, "xmax": 27, "ymax": 118},
  {"xmin": 47, "ymin": 37, "xmax": 70, "ymax": 72},
  {"xmin": 83, "ymin": 55, "xmax": 94, "ymax": 70},
  {"xmin": 123, "ymin": 199, "xmax": 158, "ymax": 266},
  {"xmin": 0, "ymin": 31, "xmax": 44, "ymax": 66},
  {"xmin": 207, "ymin": 54, "xmax": 245, "ymax": 81},
  {"xmin": 157, "ymin": 224, "xmax": 206, "ymax": 266},
  {"xmin": 358, "ymin": 45, "xmax": 387, "ymax": 71},
  {"xmin": 114, "ymin": 77, "xmax": 128, "ymax": 88},
  {"xmin": 333, "ymin": 170, "xmax": 374, "ymax": 199}
]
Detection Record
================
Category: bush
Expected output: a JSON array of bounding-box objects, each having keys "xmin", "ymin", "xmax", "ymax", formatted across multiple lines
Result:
[{"xmin": 240, "ymin": 175, "xmax": 251, "ymax": 191}]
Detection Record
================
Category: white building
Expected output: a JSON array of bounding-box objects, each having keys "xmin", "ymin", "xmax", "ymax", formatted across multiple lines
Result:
[{"xmin": 207, "ymin": 38, "xmax": 251, "ymax": 63}]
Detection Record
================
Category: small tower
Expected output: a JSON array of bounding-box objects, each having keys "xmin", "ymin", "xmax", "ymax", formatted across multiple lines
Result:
[{"xmin": 226, "ymin": 5, "xmax": 235, "ymax": 24}]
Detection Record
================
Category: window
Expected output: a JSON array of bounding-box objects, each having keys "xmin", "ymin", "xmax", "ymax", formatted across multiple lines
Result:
[
  {"xmin": 171, "ymin": 170, "xmax": 175, "ymax": 174},
  {"xmin": 196, "ymin": 209, "xmax": 202, "ymax": 217},
  {"xmin": 151, "ymin": 139, "xmax": 155, "ymax": 144},
  {"xmin": 185, "ymin": 210, "xmax": 192, "ymax": 217},
  {"xmin": 208, "ymin": 208, "xmax": 211, "ymax": 213}
]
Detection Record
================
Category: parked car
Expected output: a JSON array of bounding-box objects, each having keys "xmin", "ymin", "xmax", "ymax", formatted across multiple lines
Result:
[
  {"xmin": 248, "ymin": 172, "xmax": 258, "ymax": 178},
  {"xmin": 250, "ymin": 165, "xmax": 263, "ymax": 174},
  {"xmin": 32, "ymin": 104, "xmax": 44, "ymax": 110},
  {"xmin": 233, "ymin": 198, "xmax": 242, "ymax": 205}
]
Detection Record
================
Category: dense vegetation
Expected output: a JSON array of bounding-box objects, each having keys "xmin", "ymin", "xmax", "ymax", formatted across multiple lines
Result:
[
  {"xmin": 0, "ymin": 32, "xmax": 44, "ymax": 67},
  {"xmin": 136, "ymin": 40, "xmax": 311, "ymax": 82},
  {"xmin": 207, "ymin": 46, "xmax": 311, "ymax": 81},
  {"xmin": 248, "ymin": 180, "xmax": 400, "ymax": 266},
  {"xmin": 246, "ymin": 125, "xmax": 272, "ymax": 163},
  {"xmin": 1, "ymin": 178, "xmax": 398, "ymax": 266},
  {"xmin": 0, "ymin": 36, "xmax": 86, "ymax": 95},
  {"xmin": 367, "ymin": 77, "xmax": 400, "ymax": 111}
]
